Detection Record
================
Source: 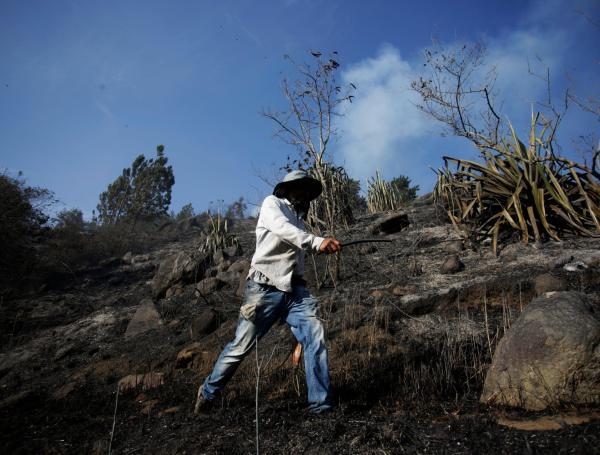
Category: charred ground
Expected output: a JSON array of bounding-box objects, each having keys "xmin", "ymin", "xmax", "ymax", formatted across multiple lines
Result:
[{"xmin": 1, "ymin": 196, "xmax": 599, "ymax": 454}]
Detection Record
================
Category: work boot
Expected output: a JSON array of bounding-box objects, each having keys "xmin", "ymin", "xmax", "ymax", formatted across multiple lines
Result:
[{"xmin": 193, "ymin": 385, "xmax": 214, "ymax": 415}]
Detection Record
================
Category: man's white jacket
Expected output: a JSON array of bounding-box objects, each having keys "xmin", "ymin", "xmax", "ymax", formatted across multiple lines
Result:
[{"xmin": 248, "ymin": 195, "xmax": 325, "ymax": 292}]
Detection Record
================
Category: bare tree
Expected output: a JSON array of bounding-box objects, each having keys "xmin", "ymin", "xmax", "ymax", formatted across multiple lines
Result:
[
  {"xmin": 411, "ymin": 42, "xmax": 504, "ymax": 150},
  {"xmin": 411, "ymin": 41, "xmax": 583, "ymax": 160},
  {"xmin": 262, "ymin": 51, "xmax": 357, "ymax": 235},
  {"xmin": 569, "ymin": 6, "xmax": 600, "ymax": 175}
]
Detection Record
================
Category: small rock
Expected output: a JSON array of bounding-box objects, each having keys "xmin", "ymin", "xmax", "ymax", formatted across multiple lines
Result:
[
  {"xmin": 440, "ymin": 255, "xmax": 464, "ymax": 274},
  {"xmin": 125, "ymin": 299, "xmax": 163, "ymax": 338},
  {"xmin": 195, "ymin": 277, "xmax": 225, "ymax": 296},
  {"xmin": 534, "ymin": 274, "xmax": 566, "ymax": 295},
  {"xmin": 443, "ymin": 240, "xmax": 464, "ymax": 254},
  {"xmin": 391, "ymin": 284, "xmax": 418, "ymax": 296},
  {"xmin": 368, "ymin": 212, "xmax": 410, "ymax": 235},
  {"xmin": 165, "ymin": 284, "xmax": 184, "ymax": 299},
  {"xmin": 122, "ymin": 251, "xmax": 133, "ymax": 264},
  {"xmin": 190, "ymin": 309, "xmax": 218, "ymax": 340}
]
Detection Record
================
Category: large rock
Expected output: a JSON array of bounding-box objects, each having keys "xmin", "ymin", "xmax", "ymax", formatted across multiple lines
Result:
[
  {"xmin": 151, "ymin": 251, "xmax": 210, "ymax": 298},
  {"xmin": 195, "ymin": 277, "xmax": 225, "ymax": 296},
  {"xmin": 125, "ymin": 299, "xmax": 163, "ymax": 338},
  {"xmin": 481, "ymin": 292, "xmax": 600, "ymax": 410},
  {"xmin": 368, "ymin": 212, "xmax": 409, "ymax": 235},
  {"xmin": 189, "ymin": 309, "xmax": 218, "ymax": 340}
]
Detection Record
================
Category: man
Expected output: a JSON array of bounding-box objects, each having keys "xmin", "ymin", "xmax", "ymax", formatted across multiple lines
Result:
[{"xmin": 194, "ymin": 170, "xmax": 341, "ymax": 414}]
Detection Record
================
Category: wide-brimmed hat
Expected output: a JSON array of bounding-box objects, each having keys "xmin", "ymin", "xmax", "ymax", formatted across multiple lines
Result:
[{"xmin": 273, "ymin": 170, "xmax": 322, "ymax": 201}]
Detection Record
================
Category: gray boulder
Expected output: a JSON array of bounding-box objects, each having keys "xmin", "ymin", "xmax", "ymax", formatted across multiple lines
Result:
[
  {"xmin": 481, "ymin": 291, "xmax": 600, "ymax": 410},
  {"xmin": 125, "ymin": 299, "xmax": 163, "ymax": 338},
  {"xmin": 151, "ymin": 251, "xmax": 210, "ymax": 298}
]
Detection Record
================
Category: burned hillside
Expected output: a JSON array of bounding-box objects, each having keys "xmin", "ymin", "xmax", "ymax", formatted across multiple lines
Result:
[{"xmin": 1, "ymin": 194, "xmax": 599, "ymax": 454}]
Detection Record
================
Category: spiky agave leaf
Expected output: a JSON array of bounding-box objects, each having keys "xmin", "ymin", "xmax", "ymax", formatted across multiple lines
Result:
[{"xmin": 433, "ymin": 115, "xmax": 600, "ymax": 254}]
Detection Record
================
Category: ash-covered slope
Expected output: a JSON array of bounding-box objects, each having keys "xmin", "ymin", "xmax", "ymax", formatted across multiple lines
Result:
[{"xmin": 1, "ymin": 195, "xmax": 599, "ymax": 454}]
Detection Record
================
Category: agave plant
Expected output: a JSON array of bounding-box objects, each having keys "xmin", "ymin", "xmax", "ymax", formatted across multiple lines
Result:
[
  {"xmin": 203, "ymin": 211, "xmax": 238, "ymax": 255},
  {"xmin": 434, "ymin": 113, "xmax": 600, "ymax": 254},
  {"xmin": 366, "ymin": 171, "xmax": 404, "ymax": 213}
]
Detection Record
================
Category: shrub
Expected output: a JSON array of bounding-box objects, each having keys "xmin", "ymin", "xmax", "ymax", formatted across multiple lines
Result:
[
  {"xmin": 434, "ymin": 115, "xmax": 600, "ymax": 253},
  {"xmin": 175, "ymin": 203, "xmax": 195, "ymax": 221},
  {"xmin": 366, "ymin": 172, "xmax": 419, "ymax": 213},
  {"xmin": 0, "ymin": 172, "xmax": 54, "ymax": 285},
  {"xmin": 202, "ymin": 211, "xmax": 238, "ymax": 256}
]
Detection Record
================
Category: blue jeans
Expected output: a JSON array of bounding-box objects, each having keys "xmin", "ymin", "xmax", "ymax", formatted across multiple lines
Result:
[{"xmin": 201, "ymin": 279, "xmax": 332, "ymax": 413}]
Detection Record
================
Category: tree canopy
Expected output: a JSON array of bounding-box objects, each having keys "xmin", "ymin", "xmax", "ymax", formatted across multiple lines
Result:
[{"xmin": 97, "ymin": 145, "xmax": 175, "ymax": 225}]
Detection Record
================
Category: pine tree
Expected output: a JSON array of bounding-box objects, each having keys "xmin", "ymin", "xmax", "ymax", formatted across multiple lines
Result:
[{"xmin": 97, "ymin": 145, "xmax": 175, "ymax": 225}]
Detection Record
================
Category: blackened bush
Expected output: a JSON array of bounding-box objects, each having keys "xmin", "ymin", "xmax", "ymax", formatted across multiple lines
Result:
[{"xmin": 0, "ymin": 172, "xmax": 54, "ymax": 287}]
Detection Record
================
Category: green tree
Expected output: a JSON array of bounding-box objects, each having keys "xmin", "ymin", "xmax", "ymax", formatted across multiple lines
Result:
[
  {"xmin": 390, "ymin": 175, "xmax": 419, "ymax": 202},
  {"xmin": 55, "ymin": 208, "xmax": 84, "ymax": 230},
  {"xmin": 97, "ymin": 145, "xmax": 175, "ymax": 225},
  {"xmin": 344, "ymin": 178, "xmax": 367, "ymax": 214},
  {"xmin": 176, "ymin": 203, "xmax": 195, "ymax": 221},
  {"xmin": 225, "ymin": 197, "xmax": 247, "ymax": 219}
]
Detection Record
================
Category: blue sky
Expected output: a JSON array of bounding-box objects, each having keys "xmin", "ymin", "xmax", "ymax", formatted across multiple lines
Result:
[{"xmin": 1, "ymin": 0, "xmax": 598, "ymax": 219}]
